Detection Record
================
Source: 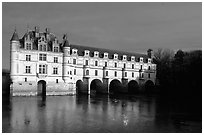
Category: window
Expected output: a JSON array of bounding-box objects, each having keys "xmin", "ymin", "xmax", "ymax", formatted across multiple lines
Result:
[
  {"xmin": 140, "ymin": 65, "xmax": 143, "ymax": 70},
  {"xmin": 53, "ymin": 67, "xmax": 58, "ymax": 74},
  {"xmin": 105, "ymin": 62, "xmax": 107, "ymax": 67},
  {"xmin": 54, "ymin": 47, "xmax": 58, "ymax": 52},
  {"xmin": 54, "ymin": 57, "xmax": 58, "ymax": 63},
  {"xmin": 39, "ymin": 65, "xmax": 47, "ymax": 74},
  {"xmin": 148, "ymin": 73, "xmax": 150, "ymax": 78},
  {"xmin": 95, "ymin": 61, "xmax": 98, "ymax": 66},
  {"xmin": 142, "ymin": 73, "xmax": 144, "ymax": 78},
  {"xmin": 26, "ymin": 55, "xmax": 31, "ymax": 61},
  {"xmin": 43, "ymin": 45, "xmax": 46, "ymax": 51},
  {"xmin": 123, "ymin": 56, "xmax": 126, "ymax": 60},
  {"xmin": 124, "ymin": 63, "xmax": 126, "ymax": 68},
  {"xmin": 42, "ymin": 37, "xmax": 44, "ymax": 41},
  {"xmin": 85, "ymin": 60, "xmax": 88, "ymax": 65},
  {"xmin": 39, "ymin": 45, "xmax": 43, "ymax": 51},
  {"xmin": 86, "ymin": 70, "xmax": 89, "ymax": 75},
  {"xmin": 125, "ymin": 72, "xmax": 127, "ymax": 77},
  {"xmin": 132, "ymin": 64, "xmax": 134, "ymax": 69},
  {"xmin": 106, "ymin": 71, "xmax": 108, "ymax": 76},
  {"xmin": 95, "ymin": 70, "xmax": 98, "ymax": 76},
  {"xmin": 148, "ymin": 66, "xmax": 151, "ymax": 70},
  {"xmin": 140, "ymin": 57, "xmax": 143, "ymax": 62},
  {"xmin": 39, "ymin": 54, "xmax": 47, "ymax": 61},
  {"xmin": 25, "ymin": 66, "xmax": 31, "ymax": 73},
  {"xmin": 132, "ymin": 72, "xmax": 134, "ymax": 77},
  {"xmin": 25, "ymin": 78, "xmax": 27, "ymax": 82},
  {"xmin": 74, "ymin": 69, "xmax": 76, "ymax": 75},
  {"xmin": 73, "ymin": 59, "xmax": 76, "ymax": 64},
  {"xmin": 56, "ymin": 79, "xmax": 58, "ymax": 83},
  {"xmin": 115, "ymin": 71, "xmax": 117, "ymax": 77},
  {"xmin": 114, "ymin": 62, "xmax": 117, "ymax": 68},
  {"xmin": 70, "ymin": 71, "xmax": 72, "ymax": 75},
  {"xmin": 26, "ymin": 43, "xmax": 31, "ymax": 50}
]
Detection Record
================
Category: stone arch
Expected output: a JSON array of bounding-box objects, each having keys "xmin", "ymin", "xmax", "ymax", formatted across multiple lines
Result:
[
  {"xmin": 145, "ymin": 80, "xmax": 154, "ymax": 93},
  {"xmin": 37, "ymin": 80, "xmax": 46, "ymax": 96},
  {"xmin": 109, "ymin": 79, "xmax": 122, "ymax": 94},
  {"xmin": 76, "ymin": 80, "xmax": 83, "ymax": 94},
  {"xmin": 90, "ymin": 79, "xmax": 103, "ymax": 94},
  {"xmin": 128, "ymin": 80, "xmax": 139, "ymax": 94}
]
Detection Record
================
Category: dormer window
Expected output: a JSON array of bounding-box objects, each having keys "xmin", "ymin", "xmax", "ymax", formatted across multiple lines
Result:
[
  {"xmin": 131, "ymin": 56, "xmax": 135, "ymax": 61},
  {"xmin": 114, "ymin": 54, "xmax": 118, "ymax": 59},
  {"xmin": 104, "ymin": 52, "xmax": 108, "ymax": 58},
  {"xmin": 26, "ymin": 43, "xmax": 32, "ymax": 50},
  {"xmin": 43, "ymin": 45, "xmax": 46, "ymax": 51},
  {"xmin": 94, "ymin": 51, "xmax": 99, "ymax": 57},
  {"xmin": 148, "ymin": 58, "xmax": 151, "ymax": 63},
  {"xmin": 140, "ymin": 57, "xmax": 143, "ymax": 62},
  {"xmin": 123, "ymin": 55, "xmax": 127, "ymax": 60},
  {"xmin": 84, "ymin": 50, "xmax": 90, "ymax": 56},
  {"xmin": 54, "ymin": 46, "xmax": 58, "ymax": 52},
  {"xmin": 72, "ymin": 49, "xmax": 78, "ymax": 55}
]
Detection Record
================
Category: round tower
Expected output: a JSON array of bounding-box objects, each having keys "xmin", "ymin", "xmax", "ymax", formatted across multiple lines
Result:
[
  {"xmin": 62, "ymin": 34, "xmax": 71, "ymax": 83},
  {"xmin": 10, "ymin": 28, "xmax": 20, "ymax": 82}
]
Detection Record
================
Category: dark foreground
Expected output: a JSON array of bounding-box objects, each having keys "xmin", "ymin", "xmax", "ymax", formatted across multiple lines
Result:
[{"xmin": 2, "ymin": 94, "xmax": 201, "ymax": 133}]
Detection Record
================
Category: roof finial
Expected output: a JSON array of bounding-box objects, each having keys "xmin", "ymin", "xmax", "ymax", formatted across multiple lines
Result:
[
  {"xmin": 14, "ymin": 25, "xmax": 17, "ymax": 32},
  {"xmin": 26, "ymin": 23, "xmax": 30, "ymax": 32}
]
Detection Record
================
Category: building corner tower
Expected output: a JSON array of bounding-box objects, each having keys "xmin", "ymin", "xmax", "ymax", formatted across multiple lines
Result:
[
  {"xmin": 10, "ymin": 28, "xmax": 20, "ymax": 84},
  {"xmin": 62, "ymin": 34, "xmax": 71, "ymax": 83}
]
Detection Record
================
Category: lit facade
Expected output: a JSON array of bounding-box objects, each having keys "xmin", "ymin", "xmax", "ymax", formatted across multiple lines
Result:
[{"xmin": 10, "ymin": 27, "xmax": 156, "ymax": 96}]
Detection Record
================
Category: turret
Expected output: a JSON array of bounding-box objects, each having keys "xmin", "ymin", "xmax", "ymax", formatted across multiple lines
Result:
[
  {"xmin": 62, "ymin": 34, "xmax": 71, "ymax": 82},
  {"xmin": 10, "ymin": 28, "xmax": 20, "ymax": 82}
]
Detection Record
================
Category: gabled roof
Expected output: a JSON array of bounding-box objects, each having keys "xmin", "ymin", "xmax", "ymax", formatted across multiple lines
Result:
[{"xmin": 70, "ymin": 44, "xmax": 148, "ymax": 62}]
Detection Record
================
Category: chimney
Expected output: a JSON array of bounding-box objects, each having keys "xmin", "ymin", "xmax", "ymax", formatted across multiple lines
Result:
[
  {"xmin": 147, "ymin": 49, "xmax": 153, "ymax": 58},
  {"xmin": 45, "ymin": 28, "xmax": 50, "ymax": 34},
  {"xmin": 34, "ymin": 26, "xmax": 39, "ymax": 33}
]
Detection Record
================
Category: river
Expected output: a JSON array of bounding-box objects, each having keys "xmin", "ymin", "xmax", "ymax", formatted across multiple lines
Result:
[{"xmin": 2, "ymin": 94, "xmax": 201, "ymax": 133}]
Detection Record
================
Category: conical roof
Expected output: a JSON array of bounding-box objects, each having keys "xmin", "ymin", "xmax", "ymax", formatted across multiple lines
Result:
[
  {"xmin": 63, "ymin": 34, "xmax": 70, "ymax": 47},
  {"xmin": 10, "ymin": 29, "xmax": 19, "ymax": 41}
]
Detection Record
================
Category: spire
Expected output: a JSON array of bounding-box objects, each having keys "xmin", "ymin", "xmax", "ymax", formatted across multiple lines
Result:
[
  {"xmin": 10, "ymin": 27, "xmax": 19, "ymax": 41},
  {"xmin": 63, "ymin": 34, "xmax": 70, "ymax": 47}
]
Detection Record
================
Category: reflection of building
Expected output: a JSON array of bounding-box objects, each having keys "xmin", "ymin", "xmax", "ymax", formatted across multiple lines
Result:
[{"xmin": 10, "ymin": 26, "xmax": 156, "ymax": 96}]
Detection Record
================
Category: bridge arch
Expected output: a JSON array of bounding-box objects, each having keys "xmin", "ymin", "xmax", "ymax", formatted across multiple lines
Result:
[
  {"xmin": 90, "ymin": 79, "xmax": 103, "ymax": 94},
  {"xmin": 109, "ymin": 79, "xmax": 122, "ymax": 94},
  {"xmin": 37, "ymin": 80, "xmax": 46, "ymax": 96},
  {"xmin": 128, "ymin": 80, "xmax": 139, "ymax": 94},
  {"xmin": 145, "ymin": 80, "xmax": 154, "ymax": 93},
  {"xmin": 76, "ymin": 80, "xmax": 83, "ymax": 94}
]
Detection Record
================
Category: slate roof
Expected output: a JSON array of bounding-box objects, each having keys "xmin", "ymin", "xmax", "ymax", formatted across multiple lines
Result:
[
  {"xmin": 70, "ymin": 44, "xmax": 149, "ymax": 62},
  {"xmin": 10, "ymin": 30, "xmax": 19, "ymax": 41}
]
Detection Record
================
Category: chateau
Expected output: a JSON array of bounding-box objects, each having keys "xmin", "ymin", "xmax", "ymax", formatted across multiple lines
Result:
[{"xmin": 10, "ymin": 26, "xmax": 156, "ymax": 96}]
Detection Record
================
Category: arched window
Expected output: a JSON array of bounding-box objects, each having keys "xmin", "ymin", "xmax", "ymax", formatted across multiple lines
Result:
[
  {"xmin": 43, "ymin": 45, "xmax": 46, "ymax": 51},
  {"xmin": 39, "ymin": 45, "xmax": 43, "ymax": 51},
  {"xmin": 86, "ymin": 70, "xmax": 89, "ymax": 75}
]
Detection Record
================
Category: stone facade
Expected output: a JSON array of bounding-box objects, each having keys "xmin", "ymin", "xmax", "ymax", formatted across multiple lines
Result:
[{"xmin": 10, "ymin": 26, "xmax": 156, "ymax": 96}]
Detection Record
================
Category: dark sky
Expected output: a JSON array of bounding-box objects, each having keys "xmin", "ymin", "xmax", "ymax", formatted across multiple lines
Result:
[{"xmin": 2, "ymin": 2, "xmax": 201, "ymax": 70}]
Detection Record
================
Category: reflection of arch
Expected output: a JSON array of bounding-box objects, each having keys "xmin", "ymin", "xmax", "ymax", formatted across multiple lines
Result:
[
  {"xmin": 128, "ymin": 80, "xmax": 139, "ymax": 94},
  {"xmin": 90, "ymin": 79, "xmax": 103, "ymax": 93},
  {"xmin": 76, "ymin": 80, "xmax": 83, "ymax": 94},
  {"xmin": 109, "ymin": 79, "xmax": 122, "ymax": 94},
  {"xmin": 145, "ymin": 80, "xmax": 154, "ymax": 93},
  {"xmin": 37, "ymin": 80, "xmax": 46, "ymax": 96}
]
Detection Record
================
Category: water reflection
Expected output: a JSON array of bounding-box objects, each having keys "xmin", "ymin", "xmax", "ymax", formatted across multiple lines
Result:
[{"xmin": 2, "ymin": 95, "xmax": 201, "ymax": 133}]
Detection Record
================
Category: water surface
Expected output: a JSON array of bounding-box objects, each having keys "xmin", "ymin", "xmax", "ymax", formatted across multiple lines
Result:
[{"xmin": 2, "ymin": 95, "xmax": 201, "ymax": 133}]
